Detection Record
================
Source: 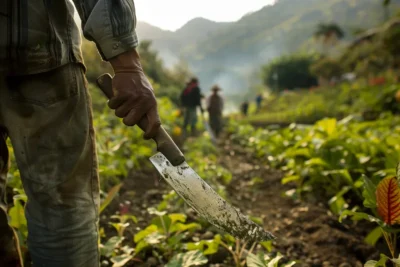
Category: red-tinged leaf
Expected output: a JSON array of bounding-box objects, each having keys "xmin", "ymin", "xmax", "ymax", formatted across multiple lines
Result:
[{"xmin": 376, "ymin": 177, "xmax": 400, "ymax": 225}]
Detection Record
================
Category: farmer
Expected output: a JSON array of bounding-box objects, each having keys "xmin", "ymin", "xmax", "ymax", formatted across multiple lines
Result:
[
  {"xmin": 207, "ymin": 85, "xmax": 224, "ymax": 138},
  {"xmin": 241, "ymin": 100, "xmax": 250, "ymax": 116},
  {"xmin": 0, "ymin": 1, "xmax": 160, "ymax": 266},
  {"xmin": 255, "ymin": 93, "xmax": 263, "ymax": 113},
  {"xmin": 180, "ymin": 77, "xmax": 204, "ymax": 137}
]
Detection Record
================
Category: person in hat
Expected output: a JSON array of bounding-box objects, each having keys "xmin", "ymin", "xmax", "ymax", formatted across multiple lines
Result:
[{"xmin": 206, "ymin": 85, "xmax": 224, "ymax": 138}]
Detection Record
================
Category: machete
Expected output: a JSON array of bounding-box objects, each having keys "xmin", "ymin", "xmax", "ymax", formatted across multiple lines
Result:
[{"xmin": 96, "ymin": 73, "xmax": 275, "ymax": 243}]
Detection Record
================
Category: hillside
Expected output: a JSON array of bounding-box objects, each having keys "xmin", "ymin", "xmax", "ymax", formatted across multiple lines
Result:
[{"xmin": 136, "ymin": 0, "xmax": 400, "ymax": 96}]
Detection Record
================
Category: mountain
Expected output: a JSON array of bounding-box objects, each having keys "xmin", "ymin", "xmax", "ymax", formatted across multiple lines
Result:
[
  {"xmin": 136, "ymin": 17, "xmax": 232, "ymax": 68},
  {"xmin": 175, "ymin": 17, "xmax": 232, "ymax": 44},
  {"xmin": 136, "ymin": 0, "xmax": 400, "ymax": 96}
]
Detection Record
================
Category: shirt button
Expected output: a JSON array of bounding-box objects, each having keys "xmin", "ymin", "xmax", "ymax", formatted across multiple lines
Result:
[{"xmin": 113, "ymin": 43, "xmax": 120, "ymax": 50}]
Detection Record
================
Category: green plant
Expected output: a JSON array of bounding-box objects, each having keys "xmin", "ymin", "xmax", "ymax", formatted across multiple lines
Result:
[
  {"xmin": 109, "ymin": 214, "xmax": 138, "ymax": 238},
  {"xmin": 229, "ymin": 115, "xmax": 400, "ymax": 215},
  {"xmin": 246, "ymin": 252, "xmax": 296, "ymax": 267},
  {"xmin": 133, "ymin": 208, "xmax": 202, "ymax": 264},
  {"xmin": 310, "ymin": 57, "xmax": 343, "ymax": 81},
  {"xmin": 340, "ymin": 172, "xmax": 400, "ymax": 266},
  {"xmin": 165, "ymin": 250, "xmax": 208, "ymax": 267}
]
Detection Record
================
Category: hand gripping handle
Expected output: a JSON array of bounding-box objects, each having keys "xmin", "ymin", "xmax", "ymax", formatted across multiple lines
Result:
[{"xmin": 96, "ymin": 73, "xmax": 185, "ymax": 166}]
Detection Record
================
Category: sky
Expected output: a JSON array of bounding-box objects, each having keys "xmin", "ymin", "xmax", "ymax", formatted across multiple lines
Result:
[{"xmin": 134, "ymin": 0, "xmax": 275, "ymax": 31}]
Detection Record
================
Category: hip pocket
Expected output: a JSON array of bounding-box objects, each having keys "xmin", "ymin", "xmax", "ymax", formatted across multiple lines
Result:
[{"xmin": 6, "ymin": 64, "xmax": 78, "ymax": 107}]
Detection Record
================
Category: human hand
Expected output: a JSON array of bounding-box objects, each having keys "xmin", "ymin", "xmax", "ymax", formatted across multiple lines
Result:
[{"xmin": 109, "ymin": 50, "xmax": 161, "ymax": 139}]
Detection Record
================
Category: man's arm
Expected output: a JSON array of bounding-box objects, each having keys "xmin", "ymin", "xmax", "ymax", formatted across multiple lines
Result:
[
  {"xmin": 73, "ymin": 0, "xmax": 138, "ymax": 60},
  {"xmin": 195, "ymin": 88, "xmax": 204, "ymax": 113},
  {"xmin": 73, "ymin": 0, "xmax": 160, "ymax": 139}
]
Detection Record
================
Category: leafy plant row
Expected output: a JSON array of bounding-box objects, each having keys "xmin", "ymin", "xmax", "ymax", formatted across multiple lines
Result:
[{"xmin": 229, "ymin": 113, "xmax": 400, "ymax": 264}]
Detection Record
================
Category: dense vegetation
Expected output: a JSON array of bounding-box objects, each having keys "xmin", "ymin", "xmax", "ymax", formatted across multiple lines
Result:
[{"xmin": 246, "ymin": 70, "xmax": 399, "ymax": 124}]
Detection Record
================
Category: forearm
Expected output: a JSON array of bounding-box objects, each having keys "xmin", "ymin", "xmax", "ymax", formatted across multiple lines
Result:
[
  {"xmin": 72, "ymin": 0, "xmax": 138, "ymax": 60},
  {"xmin": 109, "ymin": 49, "xmax": 143, "ymax": 73}
]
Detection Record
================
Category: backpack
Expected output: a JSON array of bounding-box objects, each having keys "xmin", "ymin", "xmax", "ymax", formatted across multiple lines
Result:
[{"xmin": 180, "ymin": 83, "xmax": 196, "ymax": 107}]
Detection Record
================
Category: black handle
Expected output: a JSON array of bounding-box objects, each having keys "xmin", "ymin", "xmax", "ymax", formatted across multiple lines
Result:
[{"xmin": 96, "ymin": 73, "xmax": 185, "ymax": 166}]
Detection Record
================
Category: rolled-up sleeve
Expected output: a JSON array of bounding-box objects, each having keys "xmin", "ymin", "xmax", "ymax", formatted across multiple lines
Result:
[{"xmin": 73, "ymin": 0, "xmax": 138, "ymax": 60}]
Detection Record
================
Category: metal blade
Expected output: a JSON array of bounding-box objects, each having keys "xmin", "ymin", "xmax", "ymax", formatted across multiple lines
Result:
[{"xmin": 150, "ymin": 152, "xmax": 275, "ymax": 243}]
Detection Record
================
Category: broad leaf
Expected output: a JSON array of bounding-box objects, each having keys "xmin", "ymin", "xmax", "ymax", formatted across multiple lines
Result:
[
  {"xmin": 364, "ymin": 226, "xmax": 383, "ymax": 246},
  {"xmin": 339, "ymin": 210, "xmax": 383, "ymax": 226},
  {"xmin": 134, "ymin": 240, "xmax": 148, "ymax": 255},
  {"xmin": 151, "ymin": 215, "xmax": 172, "ymax": 234},
  {"xmin": 316, "ymin": 118, "xmax": 337, "ymax": 136},
  {"xmin": 364, "ymin": 260, "xmax": 378, "ymax": 267},
  {"xmin": 376, "ymin": 177, "xmax": 400, "ymax": 225},
  {"xmin": 305, "ymin": 158, "xmax": 329, "ymax": 167},
  {"xmin": 328, "ymin": 186, "xmax": 350, "ymax": 214},
  {"xmin": 365, "ymin": 254, "xmax": 390, "ymax": 266},
  {"xmin": 145, "ymin": 232, "xmax": 164, "ymax": 244},
  {"xmin": 111, "ymin": 254, "xmax": 133, "ymax": 267},
  {"xmin": 100, "ymin": 183, "xmax": 122, "ymax": 214},
  {"xmin": 246, "ymin": 252, "xmax": 267, "ymax": 267},
  {"xmin": 186, "ymin": 236, "xmax": 220, "ymax": 256},
  {"xmin": 268, "ymin": 254, "xmax": 283, "ymax": 267},
  {"xmin": 100, "ymin": 236, "xmax": 124, "ymax": 257},
  {"xmin": 170, "ymin": 222, "xmax": 201, "ymax": 234},
  {"xmin": 282, "ymin": 175, "xmax": 300, "ymax": 185},
  {"xmin": 363, "ymin": 176, "xmax": 377, "ymax": 209},
  {"xmin": 134, "ymin": 225, "xmax": 158, "ymax": 243},
  {"xmin": 260, "ymin": 241, "xmax": 273, "ymax": 252},
  {"xmin": 166, "ymin": 250, "xmax": 208, "ymax": 267},
  {"xmin": 169, "ymin": 213, "xmax": 187, "ymax": 224},
  {"xmin": 8, "ymin": 199, "xmax": 27, "ymax": 229},
  {"xmin": 147, "ymin": 207, "xmax": 167, "ymax": 217}
]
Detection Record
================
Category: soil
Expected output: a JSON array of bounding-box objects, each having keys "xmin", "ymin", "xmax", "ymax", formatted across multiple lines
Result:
[
  {"xmin": 102, "ymin": 136, "xmax": 379, "ymax": 267},
  {"xmin": 218, "ymin": 139, "xmax": 378, "ymax": 267}
]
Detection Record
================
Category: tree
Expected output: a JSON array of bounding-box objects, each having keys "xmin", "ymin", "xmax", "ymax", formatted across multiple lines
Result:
[
  {"xmin": 340, "ymin": 41, "xmax": 392, "ymax": 77},
  {"xmin": 137, "ymin": 40, "xmax": 168, "ymax": 86},
  {"xmin": 382, "ymin": 24, "xmax": 400, "ymax": 66},
  {"xmin": 310, "ymin": 57, "xmax": 343, "ymax": 85},
  {"xmin": 261, "ymin": 54, "xmax": 318, "ymax": 92},
  {"xmin": 314, "ymin": 23, "xmax": 345, "ymax": 45}
]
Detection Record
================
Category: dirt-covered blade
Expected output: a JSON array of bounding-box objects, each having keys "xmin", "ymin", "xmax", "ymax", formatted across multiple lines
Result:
[{"xmin": 150, "ymin": 152, "xmax": 275, "ymax": 243}]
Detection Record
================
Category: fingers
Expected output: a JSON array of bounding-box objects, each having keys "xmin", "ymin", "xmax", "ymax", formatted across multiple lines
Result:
[
  {"xmin": 123, "ymin": 107, "xmax": 144, "ymax": 127},
  {"xmin": 122, "ymin": 106, "xmax": 161, "ymax": 140},
  {"xmin": 108, "ymin": 72, "xmax": 161, "ymax": 140},
  {"xmin": 143, "ymin": 107, "xmax": 161, "ymax": 140},
  {"xmin": 108, "ymin": 94, "xmax": 128, "ymax": 109},
  {"xmin": 115, "ymin": 100, "xmax": 135, "ymax": 118}
]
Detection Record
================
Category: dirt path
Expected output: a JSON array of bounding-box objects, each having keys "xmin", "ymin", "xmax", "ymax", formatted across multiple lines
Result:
[
  {"xmin": 105, "ymin": 137, "xmax": 378, "ymax": 267},
  {"xmin": 218, "ymin": 139, "xmax": 378, "ymax": 267}
]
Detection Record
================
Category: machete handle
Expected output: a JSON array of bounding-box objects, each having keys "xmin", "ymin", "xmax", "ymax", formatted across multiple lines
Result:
[{"xmin": 96, "ymin": 73, "xmax": 185, "ymax": 166}]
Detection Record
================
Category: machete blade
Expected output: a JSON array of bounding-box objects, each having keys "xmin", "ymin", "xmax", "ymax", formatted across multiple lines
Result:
[{"xmin": 149, "ymin": 152, "xmax": 275, "ymax": 243}]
